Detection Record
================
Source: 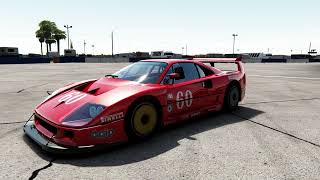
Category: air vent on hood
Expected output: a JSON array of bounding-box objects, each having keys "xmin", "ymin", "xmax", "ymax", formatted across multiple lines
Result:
[
  {"xmin": 87, "ymin": 88, "xmax": 99, "ymax": 95},
  {"xmin": 75, "ymin": 81, "xmax": 95, "ymax": 92}
]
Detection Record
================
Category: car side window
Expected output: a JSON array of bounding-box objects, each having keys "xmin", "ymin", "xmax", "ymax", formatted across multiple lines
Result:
[
  {"xmin": 161, "ymin": 63, "xmax": 187, "ymax": 84},
  {"xmin": 162, "ymin": 63, "xmax": 203, "ymax": 84},
  {"xmin": 196, "ymin": 64, "xmax": 214, "ymax": 78},
  {"xmin": 196, "ymin": 65, "xmax": 206, "ymax": 78},
  {"xmin": 174, "ymin": 63, "xmax": 200, "ymax": 84}
]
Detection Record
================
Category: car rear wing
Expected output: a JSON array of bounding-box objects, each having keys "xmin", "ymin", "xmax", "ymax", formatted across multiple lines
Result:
[{"xmin": 192, "ymin": 57, "xmax": 244, "ymax": 72}]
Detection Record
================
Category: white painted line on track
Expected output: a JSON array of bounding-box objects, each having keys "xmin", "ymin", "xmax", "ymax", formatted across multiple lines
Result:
[{"xmin": 249, "ymin": 75, "xmax": 320, "ymax": 80}]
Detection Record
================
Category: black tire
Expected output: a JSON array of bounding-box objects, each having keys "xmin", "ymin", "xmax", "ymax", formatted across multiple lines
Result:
[
  {"xmin": 223, "ymin": 84, "xmax": 240, "ymax": 111},
  {"xmin": 125, "ymin": 101, "xmax": 159, "ymax": 141}
]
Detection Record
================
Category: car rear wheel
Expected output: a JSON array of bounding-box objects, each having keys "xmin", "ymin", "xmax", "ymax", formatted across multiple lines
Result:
[
  {"xmin": 224, "ymin": 84, "xmax": 240, "ymax": 111},
  {"xmin": 126, "ymin": 101, "xmax": 158, "ymax": 141}
]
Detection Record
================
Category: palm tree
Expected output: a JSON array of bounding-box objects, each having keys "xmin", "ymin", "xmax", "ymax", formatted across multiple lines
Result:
[
  {"xmin": 35, "ymin": 30, "xmax": 45, "ymax": 55},
  {"xmin": 53, "ymin": 29, "xmax": 66, "ymax": 55},
  {"xmin": 36, "ymin": 20, "xmax": 58, "ymax": 55},
  {"xmin": 45, "ymin": 39, "xmax": 56, "ymax": 51}
]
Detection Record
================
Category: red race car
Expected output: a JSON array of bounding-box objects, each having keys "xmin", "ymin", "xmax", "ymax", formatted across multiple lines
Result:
[{"xmin": 24, "ymin": 58, "xmax": 246, "ymax": 153}]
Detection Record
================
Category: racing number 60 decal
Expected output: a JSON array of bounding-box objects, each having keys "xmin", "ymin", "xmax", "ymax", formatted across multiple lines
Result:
[
  {"xmin": 185, "ymin": 90, "xmax": 192, "ymax": 107},
  {"xmin": 176, "ymin": 91, "xmax": 184, "ymax": 109},
  {"xmin": 59, "ymin": 92, "xmax": 87, "ymax": 104},
  {"xmin": 176, "ymin": 90, "xmax": 193, "ymax": 109}
]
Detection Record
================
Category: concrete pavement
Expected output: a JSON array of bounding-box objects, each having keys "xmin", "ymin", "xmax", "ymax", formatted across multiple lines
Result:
[{"xmin": 0, "ymin": 63, "xmax": 319, "ymax": 179}]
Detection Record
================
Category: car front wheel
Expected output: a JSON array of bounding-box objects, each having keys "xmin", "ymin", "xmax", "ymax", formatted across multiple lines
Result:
[{"xmin": 126, "ymin": 101, "xmax": 158, "ymax": 141}]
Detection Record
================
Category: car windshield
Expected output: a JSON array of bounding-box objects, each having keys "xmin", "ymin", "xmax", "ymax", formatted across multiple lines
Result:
[{"xmin": 113, "ymin": 61, "xmax": 168, "ymax": 84}]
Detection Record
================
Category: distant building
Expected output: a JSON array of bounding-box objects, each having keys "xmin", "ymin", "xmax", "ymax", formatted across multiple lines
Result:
[
  {"xmin": 150, "ymin": 51, "xmax": 162, "ymax": 58},
  {"xmin": 243, "ymin": 53, "xmax": 272, "ymax": 59},
  {"xmin": 135, "ymin": 52, "xmax": 150, "ymax": 58},
  {"xmin": 150, "ymin": 51, "xmax": 181, "ymax": 59},
  {"xmin": 47, "ymin": 51, "xmax": 59, "ymax": 58},
  {"xmin": 224, "ymin": 54, "xmax": 240, "ymax": 58},
  {"xmin": 64, "ymin": 49, "xmax": 76, "ymax": 57},
  {"xmin": 268, "ymin": 55, "xmax": 290, "ymax": 59},
  {"xmin": 0, "ymin": 47, "xmax": 19, "ymax": 56},
  {"xmin": 115, "ymin": 52, "xmax": 150, "ymax": 59},
  {"xmin": 116, "ymin": 53, "xmax": 136, "ymax": 58},
  {"xmin": 206, "ymin": 53, "xmax": 224, "ymax": 58},
  {"xmin": 308, "ymin": 49, "xmax": 317, "ymax": 56},
  {"xmin": 291, "ymin": 54, "xmax": 312, "ymax": 59}
]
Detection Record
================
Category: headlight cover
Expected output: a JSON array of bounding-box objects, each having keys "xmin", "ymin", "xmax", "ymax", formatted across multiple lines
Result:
[{"xmin": 62, "ymin": 103, "xmax": 106, "ymax": 127}]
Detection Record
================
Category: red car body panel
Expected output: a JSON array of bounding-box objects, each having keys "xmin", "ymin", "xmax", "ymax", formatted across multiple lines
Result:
[{"xmin": 24, "ymin": 58, "xmax": 246, "ymax": 151}]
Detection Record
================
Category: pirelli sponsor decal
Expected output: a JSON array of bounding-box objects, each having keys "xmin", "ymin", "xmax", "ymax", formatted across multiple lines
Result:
[{"xmin": 101, "ymin": 112, "xmax": 124, "ymax": 123}]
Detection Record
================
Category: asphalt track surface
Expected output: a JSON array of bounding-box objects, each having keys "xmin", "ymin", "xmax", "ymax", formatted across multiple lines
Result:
[{"xmin": 0, "ymin": 63, "xmax": 320, "ymax": 180}]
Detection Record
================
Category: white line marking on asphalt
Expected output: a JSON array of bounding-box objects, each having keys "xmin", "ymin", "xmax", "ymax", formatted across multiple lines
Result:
[{"xmin": 249, "ymin": 75, "xmax": 320, "ymax": 80}]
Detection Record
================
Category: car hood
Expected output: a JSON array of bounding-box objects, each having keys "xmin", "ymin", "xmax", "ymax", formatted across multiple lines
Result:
[{"xmin": 35, "ymin": 77, "xmax": 158, "ymax": 125}]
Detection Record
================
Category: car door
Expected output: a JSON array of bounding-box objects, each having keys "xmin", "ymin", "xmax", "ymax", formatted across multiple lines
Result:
[
  {"xmin": 163, "ymin": 62, "xmax": 211, "ymax": 122},
  {"xmin": 195, "ymin": 64, "xmax": 223, "ymax": 111}
]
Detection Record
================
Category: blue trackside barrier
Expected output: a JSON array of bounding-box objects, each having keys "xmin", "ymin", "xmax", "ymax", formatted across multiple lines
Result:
[
  {"xmin": 0, "ymin": 56, "xmax": 86, "ymax": 64},
  {"xmin": 309, "ymin": 59, "xmax": 320, "ymax": 63},
  {"xmin": 21, "ymin": 57, "xmax": 51, "ymax": 64},
  {"xmin": 0, "ymin": 56, "xmax": 51, "ymax": 64},
  {"xmin": 58, "ymin": 56, "xmax": 85, "ymax": 63},
  {"xmin": 0, "ymin": 56, "xmax": 21, "ymax": 64}
]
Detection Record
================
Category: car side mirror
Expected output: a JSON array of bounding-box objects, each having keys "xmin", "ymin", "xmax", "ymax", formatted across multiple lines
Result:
[{"xmin": 169, "ymin": 73, "xmax": 181, "ymax": 80}]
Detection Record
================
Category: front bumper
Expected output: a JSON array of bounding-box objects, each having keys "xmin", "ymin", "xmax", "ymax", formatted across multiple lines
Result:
[{"xmin": 23, "ymin": 121, "xmax": 98, "ymax": 154}]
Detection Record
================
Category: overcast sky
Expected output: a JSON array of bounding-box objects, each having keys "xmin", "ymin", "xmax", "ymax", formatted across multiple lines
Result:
[{"xmin": 0, "ymin": 0, "xmax": 319, "ymax": 55}]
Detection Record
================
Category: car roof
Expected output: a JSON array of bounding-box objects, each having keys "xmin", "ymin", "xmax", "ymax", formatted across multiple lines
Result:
[
  {"xmin": 141, "ymin": 59, "xmax": 194, "ymax": 64},
  {"xmin": 141, "ymin": 59, "xmax": 222, "ymax": 74}
]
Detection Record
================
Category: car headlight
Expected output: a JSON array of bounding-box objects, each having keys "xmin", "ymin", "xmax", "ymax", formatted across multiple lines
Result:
[{"xmin": 62, "ymin": 103, "xmax": 106, "ymax": 127}]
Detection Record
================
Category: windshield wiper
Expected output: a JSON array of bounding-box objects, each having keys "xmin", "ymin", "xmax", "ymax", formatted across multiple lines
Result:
[{"xmin": 105, "ymin": 74, "xmax": 118, "ymax": 78}]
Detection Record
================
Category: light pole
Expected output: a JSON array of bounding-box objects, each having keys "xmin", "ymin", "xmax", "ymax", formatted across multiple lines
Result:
[
  {"xmin": 232, "ymin": 34, "xmax": 238, "ymax": 55},
  {"xmin": 64, "ymin": 25, "xmax": 72, "ymax": 49},
  {"xmin": 83, "ymin": 40, "xmax": 86, "ymax": 54},
  {"xmin": 181, "ymin": 47, "xmax": 184, "ymax": 55},
  {"xmin": 185, "ymin": 44, "xmax": 188, "ymax": 55},
  {"xmin": 309, "ymin": 42, "xmax": 312, "ymax": 53},
  {"xmin": 92, "ymin": 44, "xmax": 95, "ymax": 55},
  {"xmin": 111, "ymin": 31, "xmax": 114, "ymax": 57}
]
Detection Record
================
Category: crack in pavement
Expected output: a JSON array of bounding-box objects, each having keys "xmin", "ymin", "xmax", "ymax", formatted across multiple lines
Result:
[
  {"xmin": 28, "ymin": 158, "xmax": 56, "ymax": 180},
  {"xmin": 0, "ymin": 113, "xmax": 34, "ymax": 125},
  {"xmin": 16, "ymin": 83, "xmax": 49, "ymax": 93},
  {"xmin": 242, "ymin": 97, "xmax": 320, "ymax": 105},
  {"xmin": 16, "ymin": 89, "xmax": 25, "ymax": 93},
  {"xmin": 0, "ymin": 121, "xmax": 25, "ymax": 125},
  {"xmin": 1, "ymin": 114, "xmax": 33, "ymax": 125},
  {"xmin": 0, "ymin": 90, "xmax": 55, "ymax": 94},
  {"xmin": 232, "ymin": 112, "xmax": 320, "ymax": 148}
]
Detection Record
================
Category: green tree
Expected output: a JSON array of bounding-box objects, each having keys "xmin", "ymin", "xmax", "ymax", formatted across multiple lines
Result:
[
  {"xmin": 35, "ymin": 30, "xmax": 45, "ymax": 55},
  {"xmin": 53, "ymin": 29, "xmax": 66, "ymax": 55},
  {"xmin": 36, "ymin": 20, "xmax": 57, "ymax": 55}
]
